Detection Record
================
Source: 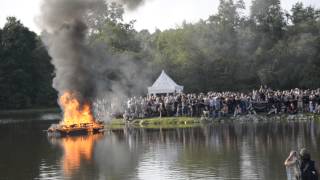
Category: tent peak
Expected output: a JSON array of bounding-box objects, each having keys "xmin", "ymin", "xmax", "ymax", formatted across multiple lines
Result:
[{"xmin": 148, "ymin": 70, "xmax": 184, "ymax": 95}]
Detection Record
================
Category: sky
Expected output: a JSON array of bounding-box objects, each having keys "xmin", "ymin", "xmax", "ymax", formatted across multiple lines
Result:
[{"xmin": 0, "ymin": 0, "xmax": 319, "ymax": 34}]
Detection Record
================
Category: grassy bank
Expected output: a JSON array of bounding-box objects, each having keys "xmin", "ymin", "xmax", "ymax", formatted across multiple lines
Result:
[
  {"xmin": 107, "ymin": 117, "xmax": 201, "ymax": 129},
  {"xmin": 107, "ymin": 114, "xmax": 320, "ymax": 130}
]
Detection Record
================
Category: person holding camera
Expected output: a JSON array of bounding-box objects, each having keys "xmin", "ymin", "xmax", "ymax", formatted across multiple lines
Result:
[{"xmin": 285, "ymin": 150, "xmax": 301, "ymax": 180}]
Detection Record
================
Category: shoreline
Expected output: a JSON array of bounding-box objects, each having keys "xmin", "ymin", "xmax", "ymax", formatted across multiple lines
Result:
[
  {"xmin": 0, "ymin": 108, "xmax": 319, "ymax": 129},
  {"xmin": 107, "ymin": 113, "xmax": 320, "ymax": 130},
  {"xmin": 0, "ymin": 108, "xmax": 60, "ymax": 116}
]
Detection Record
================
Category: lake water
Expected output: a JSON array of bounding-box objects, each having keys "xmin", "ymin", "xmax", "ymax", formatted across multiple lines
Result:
[{"xmin": 0, "ymin": 113, "xmax": 320, "ymax": 180}]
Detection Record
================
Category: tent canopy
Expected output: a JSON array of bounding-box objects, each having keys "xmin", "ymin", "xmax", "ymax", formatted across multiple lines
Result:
[{"xmin": 148, "ymin": 70, "xmax": 184, "ymax": 95}]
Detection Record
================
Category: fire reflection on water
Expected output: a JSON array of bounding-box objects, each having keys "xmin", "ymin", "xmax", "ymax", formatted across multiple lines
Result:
[{"xmin": 50, "ymin": 134, "xmax": 103, "ymax": 176}]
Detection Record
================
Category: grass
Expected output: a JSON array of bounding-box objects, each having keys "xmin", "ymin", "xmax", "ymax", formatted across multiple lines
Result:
[
  {"xmin": 134, "ymin": 117, "xmax": 200, "ymax": 125},
  {"xmin": 106, "ymin": 117, "xmax": 201, "ymax": 130},
  {"xmin": 106, "ymin": 114, "xmax": 320, "ymax": 130},
  {"xmin": 314, "ymin": 114, "xmax": 320, "ymax": 121}
]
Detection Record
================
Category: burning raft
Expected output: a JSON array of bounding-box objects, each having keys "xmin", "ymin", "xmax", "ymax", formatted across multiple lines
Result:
[
  {"xmin": 48, "ymin": 91, "xmax": 104, "ymax": 136},
  {"xmin": 48, "ymin": 122, "xmax": 104, "ymax": 136}
]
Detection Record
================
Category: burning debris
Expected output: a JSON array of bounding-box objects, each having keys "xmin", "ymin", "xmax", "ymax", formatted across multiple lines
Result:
[
  {"xmin": 48, "ymin": 91, "xmax": 104, "ymax": 136},
  {"xmin": 37, "ymin": 0, "xmax": 105, "ymax": 136},
  {"xmin": 38, "ymin": 0, "xmax": 150, "ymax": 136}
]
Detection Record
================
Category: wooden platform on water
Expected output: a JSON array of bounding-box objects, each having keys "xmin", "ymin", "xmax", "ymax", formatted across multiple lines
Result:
[{"xmin": 48, "ymin": 122, "xmax": 104, "ymax": 136}]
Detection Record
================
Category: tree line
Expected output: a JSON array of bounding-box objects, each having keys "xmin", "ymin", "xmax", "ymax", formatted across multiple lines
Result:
[
  {"xmin": 147, "ymin": 0, "xmax": 320, "ymax": 92},
  {"xmin": 0, "ymin": 17, "xmax": 56, "ymax": 109},
  {"xmin": 0, "ymin": 0, "xmax": 320, "ymax": 109}
]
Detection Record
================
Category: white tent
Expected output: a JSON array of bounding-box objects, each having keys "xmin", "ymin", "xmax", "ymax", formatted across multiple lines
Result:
[{"xmin": 148, "ymin": 70, "xmax": 184, "ymax": 95}]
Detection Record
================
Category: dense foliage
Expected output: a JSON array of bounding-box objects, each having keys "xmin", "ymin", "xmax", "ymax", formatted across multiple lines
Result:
[
  {"xmin": 0, "ymin": 17, "xmax": 56, "ymax": 109},
  {"xmin": 147, "ymin": 0, "xmax": 320, "ymax": 92},
  {"xmin": 0, "ymin": 0, "xmax": 319, "ymax": 109}
]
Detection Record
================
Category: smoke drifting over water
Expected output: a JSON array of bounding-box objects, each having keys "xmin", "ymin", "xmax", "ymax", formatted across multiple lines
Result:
[{"xmin": 38, "ymin": 0, "xmax": 151, "ymax": 120}]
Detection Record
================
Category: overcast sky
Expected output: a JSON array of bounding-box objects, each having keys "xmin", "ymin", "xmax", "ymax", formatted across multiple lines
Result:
[{"xmin": 0, "ymin": 0, "xmax": 319, "ymax": 34}]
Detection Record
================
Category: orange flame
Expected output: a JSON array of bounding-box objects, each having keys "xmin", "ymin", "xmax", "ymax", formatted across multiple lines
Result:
[{"xmin": 59, "ymin": 91, "xmax": 95, "ymax": 126}]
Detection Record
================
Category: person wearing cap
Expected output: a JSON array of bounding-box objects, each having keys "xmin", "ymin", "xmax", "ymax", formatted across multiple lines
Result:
[
  {"xmin": 284, "ymin": 150, "xmax": 301, "ymax": 180},
  {"xmin": 299, "ymin": 148, "xmax": 318, "ymax": 180}
]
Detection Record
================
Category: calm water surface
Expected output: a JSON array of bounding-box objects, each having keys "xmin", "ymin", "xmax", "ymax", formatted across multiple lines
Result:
[{"xmin": 0, "ymin": 113, "xmax": 320, "ymax": 180}]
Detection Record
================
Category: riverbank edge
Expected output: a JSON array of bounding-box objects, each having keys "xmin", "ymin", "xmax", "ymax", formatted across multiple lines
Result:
[
  {"xmin": 108, "ymin": 117, "xmax": 201, "ymax": 129},
  {"xmin": 107, "ymin": 114, "xmax": 320, "ymax": 129},
  {"xmin": 0, "ymin": 108, "xmax": 60, "ymax": 115}
]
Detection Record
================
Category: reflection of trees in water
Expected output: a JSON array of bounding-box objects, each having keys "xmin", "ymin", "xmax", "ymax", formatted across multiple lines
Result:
[
  {"xmin": 42, "ymin": 121, "xmax": 320, "ymax": 179},
  {"xmin": 93, "ymin": 130, "xmax": 143, "ymax": 179},
  {"xmin": 309, "ymin": 120, "xmax": 317, "ymax": 149},
  {"xmin": 0, "ymin": 121, "xmax": 63, "ymax": 180},
  {"xmin": 240, "ymin": 139, "xmax": 260, "ymax": 179},
  {"xmin": 110, "ymin": 126, "xmax": 241, "ymax": 178},
  {"xmin": 49, "ymin": 131, "xmax": 143, "ymax": 180},
  {"xmin": 37, "ymin": 120, "xmax": 320, "ymax": 179},
  {"xmin": 111, "ymin": 120, "xmax": 320, "ymax": 179}
]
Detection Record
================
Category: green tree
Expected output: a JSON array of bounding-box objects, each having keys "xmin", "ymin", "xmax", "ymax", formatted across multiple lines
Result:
[
  {"xmin": 286, "ymin": 3, "xmax": 320, "ymax": 88},
  {"xmin": 0, "ymin": 17, "xmax": 36, "ymax": 108},
  {"xmin": 87, "ymin": 1, "xmax": 140, "ymax": 53},
  {"xmin": 251, "ymin": 0, "xmax": 285, "ymax": 42},
  {"xmin": 0, "ymin": 17, "xmax": 56, "ymax": 109}
]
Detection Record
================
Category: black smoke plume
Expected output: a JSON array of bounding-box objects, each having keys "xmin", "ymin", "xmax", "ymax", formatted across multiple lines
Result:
[
  {"xmin": 38, "ymin": 0, "xmax": 103, "ymax": 104},
  {"xmin": 38, "ymin": 0, "xmax": 151, "ymax": 120}
]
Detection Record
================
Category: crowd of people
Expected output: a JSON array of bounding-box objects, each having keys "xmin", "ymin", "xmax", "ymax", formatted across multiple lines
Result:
[{"xmin": 122, "ymin": 86, "xmax": 320, "ymax": 120}]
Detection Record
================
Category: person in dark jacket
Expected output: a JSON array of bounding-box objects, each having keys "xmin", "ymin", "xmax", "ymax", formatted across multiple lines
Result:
[{"xmin": 300, "ymin": 148, "xmax": 318, "ymax": 180}]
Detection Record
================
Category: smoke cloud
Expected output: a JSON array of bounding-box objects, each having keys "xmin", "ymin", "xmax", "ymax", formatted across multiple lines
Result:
[
  {"xmin": 38, "ymin": 0, "xmax": 151, "ymax": 120},
  {"xmin": 118, "ymin": 0, "xmax": 146, "ymax": 10},
  {"xmin": 38, "ymin": 0, "xmax": 101, "ymax": 104}
]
